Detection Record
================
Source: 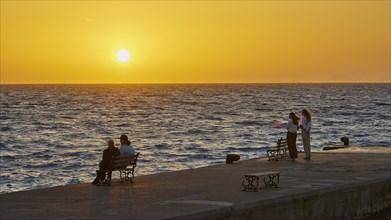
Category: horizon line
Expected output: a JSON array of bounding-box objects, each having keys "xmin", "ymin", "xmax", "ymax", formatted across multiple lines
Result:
[{"xmin": 0, "ymin": 82, "xmax": 390, "ymax": 85}]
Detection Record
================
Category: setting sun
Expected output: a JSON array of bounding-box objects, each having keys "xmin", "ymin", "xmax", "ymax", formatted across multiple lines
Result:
[
  {"xmin": 0, "ymin": 1, "xmax": 389, "ymax": 84},
  {"xmin": 116, "ymin": 49, "xmax": 130, "ymax": 62}
]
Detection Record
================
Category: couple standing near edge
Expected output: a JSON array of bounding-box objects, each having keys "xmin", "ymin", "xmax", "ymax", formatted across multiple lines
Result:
[
  {"xmin": 91, "ymin": 134, "xmax": 136, "ymax": 185},
  {"xmin": 286, "ymin": 109, "xmax": 312, "ymax": 161}
]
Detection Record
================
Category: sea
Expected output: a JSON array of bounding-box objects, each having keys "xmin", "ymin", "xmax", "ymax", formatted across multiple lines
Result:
[{"xmin": 0, "ymin": 83, "xmax": 390, "ymax": 194}]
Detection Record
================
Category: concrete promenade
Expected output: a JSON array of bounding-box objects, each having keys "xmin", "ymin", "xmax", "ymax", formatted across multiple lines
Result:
[{"xmin": 1, "ymin": 146, "xmax": 390, "ymax": 220}]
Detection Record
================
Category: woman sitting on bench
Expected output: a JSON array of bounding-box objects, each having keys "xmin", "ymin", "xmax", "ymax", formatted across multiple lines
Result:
[
  {"xmin": 91, "ymin": 139, "xmax": 120, "ymax": 185},
  {"xmin": 119, "ymin": 134, "xmax": 135, "ymax": 156}
]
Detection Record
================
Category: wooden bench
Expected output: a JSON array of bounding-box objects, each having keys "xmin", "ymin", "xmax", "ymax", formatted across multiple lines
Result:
[
  {"xmin": 242, "ymin": 171, "xmax": 280, "ymax": 191},
  {"xmin": 97, "ymin": 152, "xmax": 140, "ymax": 186},
  {"xmin": 267, "ymin": 138, "xmax": 289, "ymax": 161}
]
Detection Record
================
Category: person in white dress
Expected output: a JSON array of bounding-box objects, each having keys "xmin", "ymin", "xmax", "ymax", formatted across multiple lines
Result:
[{"xmin": 300, "ymin": 109, "xmax": 312, "ymax": 160}]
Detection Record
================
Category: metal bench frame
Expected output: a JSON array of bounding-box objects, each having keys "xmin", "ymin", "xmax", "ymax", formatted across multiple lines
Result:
[
  {"xmin": 267, "ymin": 138, "xmax": 289, "ymax": 161},
  {"xmin": 242, "ymin": 171, "xmax": 280, "ymax": 191}
]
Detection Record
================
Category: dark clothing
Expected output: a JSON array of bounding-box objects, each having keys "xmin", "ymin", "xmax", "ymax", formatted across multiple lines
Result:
[
  {"xmin": 287, "ymin": 132, "xmax": 298, "ymax": 159},
  {"xmin": 101, "ymin": 147, "xmax": 120, "ymax": 170},
  {"xmin": 93, "ymin": 147, "xmax": 120, "ymax": 183}
]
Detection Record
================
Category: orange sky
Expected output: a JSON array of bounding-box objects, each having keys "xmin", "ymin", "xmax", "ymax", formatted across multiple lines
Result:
[{"xmin": 1, "ymin": 1, "xmax": 390, "ymax": 84}]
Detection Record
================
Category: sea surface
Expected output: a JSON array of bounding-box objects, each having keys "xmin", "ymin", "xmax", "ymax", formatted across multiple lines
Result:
[{"xmin": 0, "ymin": 84, "xmax": 390, "ymax": 194}]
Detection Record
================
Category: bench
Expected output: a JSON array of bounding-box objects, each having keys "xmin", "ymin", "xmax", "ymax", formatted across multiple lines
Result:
[
  {"xmin": 242, "ymin": 171, "xmax": 280, "ymax": 191},
  {"xmin": 97, "ymin": 152, "xmax": 140, "ymax": 186},
  {"xmin": 267, "ymin": 138, "xmax": 289, "ymax": 161}
]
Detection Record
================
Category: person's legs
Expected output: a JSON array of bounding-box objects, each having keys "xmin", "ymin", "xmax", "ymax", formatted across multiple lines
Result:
[
  {"xmin": 92, "ymin": 161, "xmax": 108, "ymax": 184},
  {"xmin": 292, "ymin": 133, "xmax": 298, "ymax": 158},
  {"xmin": 98, "ymin": 161, "xmax": 107, "ymax": 181},
  {"xmin": 91, "ymin": 174, "xmax": 99, "ymax": 184},
  {"xmin": 107, "ymin": 171, "xmax": 112, "ymax": 180},
  {"xmin": 302, "ymin": 131, "xmax": 311, "ymax": 159},
  {"xmin": 287, "ymin": 132, "xmax": 298, "ymax": 159},
  {"xmin": 92, "ymin": 170, "xmax": 106, "ymax": 184}
]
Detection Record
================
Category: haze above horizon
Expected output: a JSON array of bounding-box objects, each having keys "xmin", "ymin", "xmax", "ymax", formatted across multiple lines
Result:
[{"xmin": 1, "ymin": 1, "xmax": 390, "ymax": 84}]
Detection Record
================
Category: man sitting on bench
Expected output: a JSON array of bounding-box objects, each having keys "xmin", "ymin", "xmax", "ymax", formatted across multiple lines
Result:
[{"xmin": 91, "ymin": 139, "xmax": 120, "ymax": 185}]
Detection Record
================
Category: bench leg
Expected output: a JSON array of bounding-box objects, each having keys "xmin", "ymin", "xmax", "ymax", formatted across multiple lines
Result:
[
  {"xmin": 263, "ymin": 173, "xmax": 280, "ymax": 188},
  {"xmin": 120, "ymin": 169, "xmax": 135, "ymax": 183},
  {"xmin": 242, "ymin": 176, "xmax": 260, "ymax": 192},
  {"xmin": 267, "ymin": 150, "xmax": 279, "ymax": 161},
  {"xmin": 278, "ymin": 149, "xmax": 289, "ymax": 159}
]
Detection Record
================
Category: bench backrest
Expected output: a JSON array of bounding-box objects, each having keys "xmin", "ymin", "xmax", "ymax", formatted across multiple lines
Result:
[
  {"xmin": 277, "ymin": 138, "xmax": 287, "ymax": 147},
  {"xmin": 110, "ymin": 152, "xmax": 140, "ymax": 170}
]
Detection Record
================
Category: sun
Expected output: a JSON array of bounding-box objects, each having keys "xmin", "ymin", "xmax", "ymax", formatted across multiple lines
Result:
[{"xmin": 116, "ymin": 49, "xmax": 130, "ymax": 62}]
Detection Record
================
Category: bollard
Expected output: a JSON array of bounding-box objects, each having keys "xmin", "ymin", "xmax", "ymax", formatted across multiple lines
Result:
[
  {"xmin": 226, "ymin": 154, "xmax": 240, "ymax": 164},
  {"xmin": 341, "ymin": 137, "xmax": 349, "ymax": 146}
]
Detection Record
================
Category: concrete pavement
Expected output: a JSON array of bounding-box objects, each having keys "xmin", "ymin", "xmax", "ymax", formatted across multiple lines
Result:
[{"xmin": 1, "ymin": 146, "xmax": 390, "ymax": 220}]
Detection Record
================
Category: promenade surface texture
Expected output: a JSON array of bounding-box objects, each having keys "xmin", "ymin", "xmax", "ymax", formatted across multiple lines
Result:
[{"xmin": 1, "ymin": 146, "xmax": 390, "ymax": 220}]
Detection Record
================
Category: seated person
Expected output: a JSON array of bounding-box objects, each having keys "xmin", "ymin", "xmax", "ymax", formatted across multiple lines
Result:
[
  {"xmin": 91, "ymin": 139, "xmax": 120, "ymax": 185},
  {"xmin": 119, "ymin": 134, "xmax": 135, "ymax": 155}
]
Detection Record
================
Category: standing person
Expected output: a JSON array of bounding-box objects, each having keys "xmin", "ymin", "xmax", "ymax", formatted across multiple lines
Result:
[
  {"xmin": 286, "ymin": 112, "xmax": 300, "ymax": 161},
  {"xmin": 91, "ymin": 139, "xmax": 120, "ymax": 185},
  {"xmin": 119, "ymin": 134, "xmax": 135, "ymax": 155},
  {"xmin": 300, "ymin": 109, "xmax": 312, "ymax": 160}
]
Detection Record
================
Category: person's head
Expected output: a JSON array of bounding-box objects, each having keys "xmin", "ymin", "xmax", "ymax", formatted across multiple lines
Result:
[
  {"xmin": 120, "ymin": 134, "xmax": 130, "ymax": 145},
  {"xmin": 302, "ymin": 109, "xmax": 312, "ymax": 121},
  {"xmin": 289, "ymin": 112, "xmax": 300, "ymax": 125},
  {"xmin": 108, "ymin": 139, "xmax": 115, "ymax": 148}
]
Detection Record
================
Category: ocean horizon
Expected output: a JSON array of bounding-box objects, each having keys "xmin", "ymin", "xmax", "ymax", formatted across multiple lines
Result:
[{"xmin": 1, "ymin": 83, "xmax": 390, "ymax": 194}]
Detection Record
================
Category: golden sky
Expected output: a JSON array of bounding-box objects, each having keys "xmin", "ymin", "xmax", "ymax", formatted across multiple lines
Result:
[{"xmin": 1, "ymin": 1, "xmax": 390, "ymax": 84}]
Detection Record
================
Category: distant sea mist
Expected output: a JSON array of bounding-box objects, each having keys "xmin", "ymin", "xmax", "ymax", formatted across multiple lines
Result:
[{"xmin": 1, "ymin": 83, "xmax": 390, "ymax": 193}]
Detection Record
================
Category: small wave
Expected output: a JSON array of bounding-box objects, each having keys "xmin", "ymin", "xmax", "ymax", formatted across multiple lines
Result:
[
  {"xmin": 193, "ymin": 148, "xmax": 209, "ymax": 153},
  {"xmin": 255, "ymin": 107, "xmax": 272, "ymax": 111},
  {"xmin": 153, "ymin": 143, "xmax": 170, "ymax": 149},
  {"xmin": 68, "ymin": 178, "xmax": 82, "ymax": 184},
  {"xmin": 190, "ymin": 154, "xmax": 216, "ymax": 160},
  {"xmin": 184, "ymin": 143, "xmax": 201, "ymax": 149},
  {"xmin": 24, "ymin": 163, "xmax": 59, "ymax": 169},
  {"xmin": 62, "ymin": 164, "xmax": 83, "ymax": 169},
  {"xmin": 61, "ymin": 151, "xmax": 83, "ymax": 157},
  {"xmin": 177, "ymin": 101, "xmax": 199, "ymax": 105},
  {"xmin": 23, "ymin": 176, "xmax": 37, "ymax": 183},
  {"xmin": 31, "ymin": 121, "xmax": 45, "ymax": 126},
  {"xmin": 375, "ymin": 141, "xmax": 391, "ymax": 146},
  {"xmin": 236, "ymin": 121, "xmax": 265, "ymax": 126},
  {"xmin": 0, "ymin": 155, "xmax": 15, "ymax": 161},
  {"xmin": 245, "ymin": 146, "xmax": 266, "ymax": 151},
  {"xmin": 115, "ymin": 123, "xmax": 131, "ymax": 127},
  {"xmin": 375, "ymin": 102, "xmax": 391, "ymax": 106},
  {"xmin": 139, "ymin": 158, "xmax": 152, "ymax": 163},
  {"xmin": 204, "ymin": 116, "xmax": 223, "ymax": 121},
  {"xmin": 186, "ymin": 128, "xmax": 207, "ymax": 135},
  {"xmin": 351, "ymin": 133, "xmax": 369, "ymax": 138},
  {"xmin": 60, "ymin": 115, "xmax": 75, "ymax": 120},
  {"xmin": 55, "ymin": 144, "xmax": 69, "ymax": 149},
  {"xmin": 321, "ymin": 121, "xmax": 347, "ymax": 126},
  {"xmin": 226, "ymin": 146, "xmax": 261, "ymax": 152},
  {"xmin": 236, "ymin": 133, "xmax": 253, "ymax": 138},
  {"xmin": 0, "ymin": 143, "xmax": 9, "ymax": 150},
  {"xmin": 30, "ymin": 150, "xmax": 54, "ymax": 158},
  {"xmin": 175, "ymin": 157, "xmax": 194, "ymax": 163},
  {"xmin": 0, "ymin": 126, "xmax": 13, "ymax": 132},
  {"xmin": 34, "ymin": 154, "xmax": 53, "ymax": 159},
  {"xmin": 0, "ymin": 115, "xmax": 9, "ymax": 120}
]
